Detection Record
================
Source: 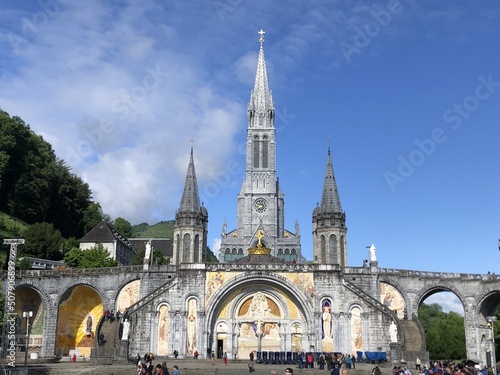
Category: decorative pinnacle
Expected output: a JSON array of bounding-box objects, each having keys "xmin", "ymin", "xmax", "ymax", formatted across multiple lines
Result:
[{"xmin": 258, "ymin": 29, "xmax": 265, "ymax": 45}]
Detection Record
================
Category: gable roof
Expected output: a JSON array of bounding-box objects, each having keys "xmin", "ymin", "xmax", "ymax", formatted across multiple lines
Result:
[{"xmin": 79, "ymin": 220, "xmax": 135, "ymax": 252}]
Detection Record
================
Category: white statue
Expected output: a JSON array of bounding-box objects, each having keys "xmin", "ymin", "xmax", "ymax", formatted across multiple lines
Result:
[
  {"xmin": 144, "ymin": 240, "xmax": 152, "ymax": 261},
  {"xmin": 389, "ymin": 321, "xmax": 398, "ymax": 343},
  {"xmin": 121, "ymin": 318, "xmax": 130, "ymax": 340},
  {"xmin": 369, "ymin": 244, "xmax": 377, "ymax": 262}
]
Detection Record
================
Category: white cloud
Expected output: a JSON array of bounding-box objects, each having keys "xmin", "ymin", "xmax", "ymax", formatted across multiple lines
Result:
[{"xmin": 424, "ymin": 292, "xmax": 464, "ymax": 316}]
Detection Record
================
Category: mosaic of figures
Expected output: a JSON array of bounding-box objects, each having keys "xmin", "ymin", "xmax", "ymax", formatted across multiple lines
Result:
[
  {"xmin": 205, "ymin": 271, "xmax": 315, "ymax": 305},
  {"xmin": 116, "ymin": 279, "xmax": 141, "ymax": 313},
  {"xmin": 380, "ymin": 282, "xmax": 405, "ymax": 318}
]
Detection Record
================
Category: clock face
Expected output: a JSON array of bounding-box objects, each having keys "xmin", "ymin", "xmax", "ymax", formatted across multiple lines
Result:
[{"xmin": 254, "ymin": 198, "xmax": 268, "ymax": 213}]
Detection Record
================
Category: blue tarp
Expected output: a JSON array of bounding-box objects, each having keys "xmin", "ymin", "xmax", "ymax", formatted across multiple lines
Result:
[
  {"xmin": 356, "ymin": 351, "xmax": 363, "ymax": 361},
  {"xmin": 364, "ymin": 352, "xmax": 387, "ymax": 361}
]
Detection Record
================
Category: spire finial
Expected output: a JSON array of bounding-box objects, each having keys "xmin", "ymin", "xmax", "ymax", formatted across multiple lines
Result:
[{"xmin": 258, "ymin": 29, "xmax": 265, "ymax": 45}]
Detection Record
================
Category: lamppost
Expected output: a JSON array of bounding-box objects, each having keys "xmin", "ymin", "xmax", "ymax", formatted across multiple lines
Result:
[
  {"xmin": 23, "ymin": 311, "xmax": 33, "ymax": 374},
  {"xmin": 487, "ymin": 316, "xmax": 497, "ymax": 371}
]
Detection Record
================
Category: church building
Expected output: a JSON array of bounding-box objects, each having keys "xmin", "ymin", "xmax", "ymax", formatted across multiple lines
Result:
[
  {"xmin": 11, "ymin": 32, "xmax": 434, "ymax": 365},
  {"xmin": 123, "ymin": 32, "xmax": 420, "ymax": 362}
]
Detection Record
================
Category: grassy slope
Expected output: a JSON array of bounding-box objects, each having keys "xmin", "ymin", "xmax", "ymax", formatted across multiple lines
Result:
[{"xmin": 131, "ymin": 220, "xmax": 174, "ymax": 238}]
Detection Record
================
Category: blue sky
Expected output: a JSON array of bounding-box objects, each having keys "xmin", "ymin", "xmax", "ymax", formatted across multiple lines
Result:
[{"xmin": 1, "ymin": 0, "xmax": 499, "ymax": 293}]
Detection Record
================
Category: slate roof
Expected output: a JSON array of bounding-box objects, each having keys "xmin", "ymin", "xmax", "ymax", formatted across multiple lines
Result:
[{"xmin": 79, "ymin": 220, "xmax": 135, "ymax": 252}]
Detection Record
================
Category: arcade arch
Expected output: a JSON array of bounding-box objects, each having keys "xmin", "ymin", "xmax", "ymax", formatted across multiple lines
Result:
[
  {"xmin": 55, "ymin": 285, "xmax": 103, "ymax": 357},
  {"xmin": 15, "ymin": 285, "xmax": 45, "ymax": 352}
]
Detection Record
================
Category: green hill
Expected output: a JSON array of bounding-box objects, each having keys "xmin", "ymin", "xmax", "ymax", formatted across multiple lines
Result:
[{"xmin": 131, "ymin": 220, "xmax": 174, "ymax": 238}]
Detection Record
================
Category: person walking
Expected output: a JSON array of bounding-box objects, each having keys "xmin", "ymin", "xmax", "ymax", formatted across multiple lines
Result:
[
  {"xmin": 211, "ymin": 350, "xmax": 216, "ymax": 365},
  {"xmin": 223, "ymin": 351, "xmax": 228, "ymax": 365},
  {"xmin": 171, "ymin": 365, "xmax": 180, "ymax": 375},
  {"xmin": 248, "ymin": 358, "xmax": 255, "ymax": 373}
]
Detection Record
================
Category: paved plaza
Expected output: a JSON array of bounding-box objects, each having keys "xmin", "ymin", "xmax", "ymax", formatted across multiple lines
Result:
[{"xmin": 3, "ymin": 358, "xmax": 387, "ymax": 375}]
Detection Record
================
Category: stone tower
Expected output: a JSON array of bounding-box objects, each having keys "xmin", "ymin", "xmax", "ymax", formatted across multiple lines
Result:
[
  {"xmin": 312, "ymin": 147, "xmax": 347, "ymax": 265},
  {"xmin": 172, "ymin": 147, "xmax": 208, "ymax": 264},
  {"xmin": 220, "ymin": 31, "xmax": 301, "ymax": 262}
]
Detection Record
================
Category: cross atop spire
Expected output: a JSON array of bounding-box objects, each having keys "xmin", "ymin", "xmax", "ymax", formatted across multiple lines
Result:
[{"xmin": 258, "ymin": 29, "xmax": 265, "ymax": 45}]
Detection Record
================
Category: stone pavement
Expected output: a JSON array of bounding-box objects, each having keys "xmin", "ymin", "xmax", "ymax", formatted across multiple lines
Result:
[{"xmin": 2, "ymin": 358, "xmax": 390, "ymax": 375}]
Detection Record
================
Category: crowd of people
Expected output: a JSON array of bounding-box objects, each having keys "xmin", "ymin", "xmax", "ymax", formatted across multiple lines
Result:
[
  {"xmin": 409, "ymin": 360, "xmax": 499, "ymax": 375},
  {"xmin": 134, "ymin": 353, "xmax": 180, "ymax": 375}
]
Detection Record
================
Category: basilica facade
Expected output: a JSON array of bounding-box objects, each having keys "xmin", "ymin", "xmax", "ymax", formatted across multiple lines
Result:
[
  {"xmin": 10, "ymin": 34, "xmax": 434, "ymax": 364},
  {"xmin": 124, "ymin": 35, "xmax": 413, "ymax": 362}
]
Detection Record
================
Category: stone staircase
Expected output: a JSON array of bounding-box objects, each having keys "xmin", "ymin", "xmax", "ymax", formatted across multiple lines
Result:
[
  {"xmin": 399, "ymin": 318, "xmax": 428, "ymax": 363},
  {"xmin": 98, "ymin": 316, "xmax": 119, "ymax": 350}
]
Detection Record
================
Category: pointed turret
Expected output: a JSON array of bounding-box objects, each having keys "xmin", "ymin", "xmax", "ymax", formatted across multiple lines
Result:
[
  {"xmin": 179, "ymin": 147, "xmax": 201, "ymax": 213},
  {"xmin": 173, "ymin": 147, "xmax": 208, "ymax": 265},
  {"xmin": 219, "ymin": 31, "xmax": 302, "ymax": 264},
  {"xmin": 248, "ymin": 29, "xmax": 275, "ymax": 129},
  {"xmin": 312, "ymin": 147, "xmax": 347, "ymax": 266},
  {"xmin": 320, "ymin": 147, "xmax": 343, "ymax": 214}
]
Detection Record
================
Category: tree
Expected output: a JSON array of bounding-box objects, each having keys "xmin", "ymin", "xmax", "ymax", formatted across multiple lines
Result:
[
  {"xmin": 19, "ymin": 257, "xmax": 32, "ymax": 270},
  {"xmin": 82, "ymin": 202, "xmax": 107, "ymax": 234},
  {"xmin": 63, "ymin": 247, "xmax": 84, "ymax": 268},
  {"xmin": 64, "ymin": 244, "xmax": 117, "ymax": 268},
  {"xmin": 22, "ymin": 222, "xmax": 64, "ymax": 260},
  {"xmin": 0, "ymin": 110, "xmax": 94, "ymax": 237},
  {"xmin": 113, "ymin": 217, "xmax": 132, "ymax": 238},
  {"xmin": 206, "ymin": 246, "xmax": 218, "ymax": 263},
  {"xmin": 419, "ymin": 302, "xmax": 466, "ymax": 360},
  {"xmin": 79, "ymin": 244, "xmax": 117, "ymax": 268},
  {"xmin": 45, "ymin": 160, "xmax": 92, "ymax": 238},
  {"xmin": 152, "ymin": 249, "xmax": 167, "ymax": 265}
]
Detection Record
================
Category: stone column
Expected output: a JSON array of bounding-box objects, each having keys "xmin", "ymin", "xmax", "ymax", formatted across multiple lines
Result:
[{"xmin": 41, "ymin": 307, "xmax": 58, "ymax": 358}]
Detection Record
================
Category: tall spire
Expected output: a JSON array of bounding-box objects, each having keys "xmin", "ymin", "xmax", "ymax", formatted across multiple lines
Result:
[
  {"xmin": 249, "ymin": 29, "xmax": 274, "ymax": 115},
  {"xmin": 320, "ymin": 147, "xmax": 343, "ymax": 213},
  {"xmin": 178, "ymin": 147, "xmax": 201, "ymax": 212}
]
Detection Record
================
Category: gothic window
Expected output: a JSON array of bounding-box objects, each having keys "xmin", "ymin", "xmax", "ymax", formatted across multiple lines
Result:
[
  {"xmin": 278, "ymin": 249, "xmax": 283, "ymax": 255},
  {"xmin": 330, "ymin": 234, "xmax": 338, "ymax": 264},
  {"xmin": 232, "ymin": 248, "xmax": 237, "ymax": 254},
  {"xmin": 320, "ymin": 235, "xmax": 326, "ymax": 263},
  {"xmin": 340, "ymin": 235, "xmax": 345, "ymax": 266},
  {"xmin": 194, "ymin": 234, "xmax": 200, "ymax": 263},
  {"xmin": 285, "ymin": 248, "xmax": 290, "ymax": 255},
  {"xmin": 238, "ymin": 248, "xmax": 244, "ymax": 254},
  {"xmin": 175, "ymin": 234, "xmax": 180, "ymax": 263},
  {"xmin": 225, "ymin": 248, "xmax": 230, "ymax": 254},
  {"xmin": 183, "ymin": 234, "xmax": 191, "ymax": 262},
  {"xmin": 262, "ymin": 140, "xmax": 268, "ymax": 168},
  {"xmin": 253, "ymin": 140, "xmax": 259, "ymax": 168},
  {"xmin": 291, "ymin": 249, "xmax": 296, "ymax": 255}
]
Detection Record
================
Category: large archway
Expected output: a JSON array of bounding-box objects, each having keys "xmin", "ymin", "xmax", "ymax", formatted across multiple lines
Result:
[
  {"xmin": 15, "ymin": 286, "xmax": 45, "ymax": 354},
  {"xmin": 417, "ymin": 287, "xmax": 465, "ymax": 360},
  {"xmin": 55, "ymin": 285, "xmax": 103, "ymax": 357},
  {"xmin": 205, "ymin": 272, "xmax": 314, "ymax": 360},
  {"xmin": 477, "ymin": 291, "xmax": 500, "ymax": 366}
]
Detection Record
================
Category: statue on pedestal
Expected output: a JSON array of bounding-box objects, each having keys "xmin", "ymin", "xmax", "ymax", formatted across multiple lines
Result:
[
  {"xmin": 389, "ymin": 321, "xmax": 398, "ymax": 343},
  {"xmin": 121, "ymin": 318, "xmax": 130, "ymax": 340}
]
